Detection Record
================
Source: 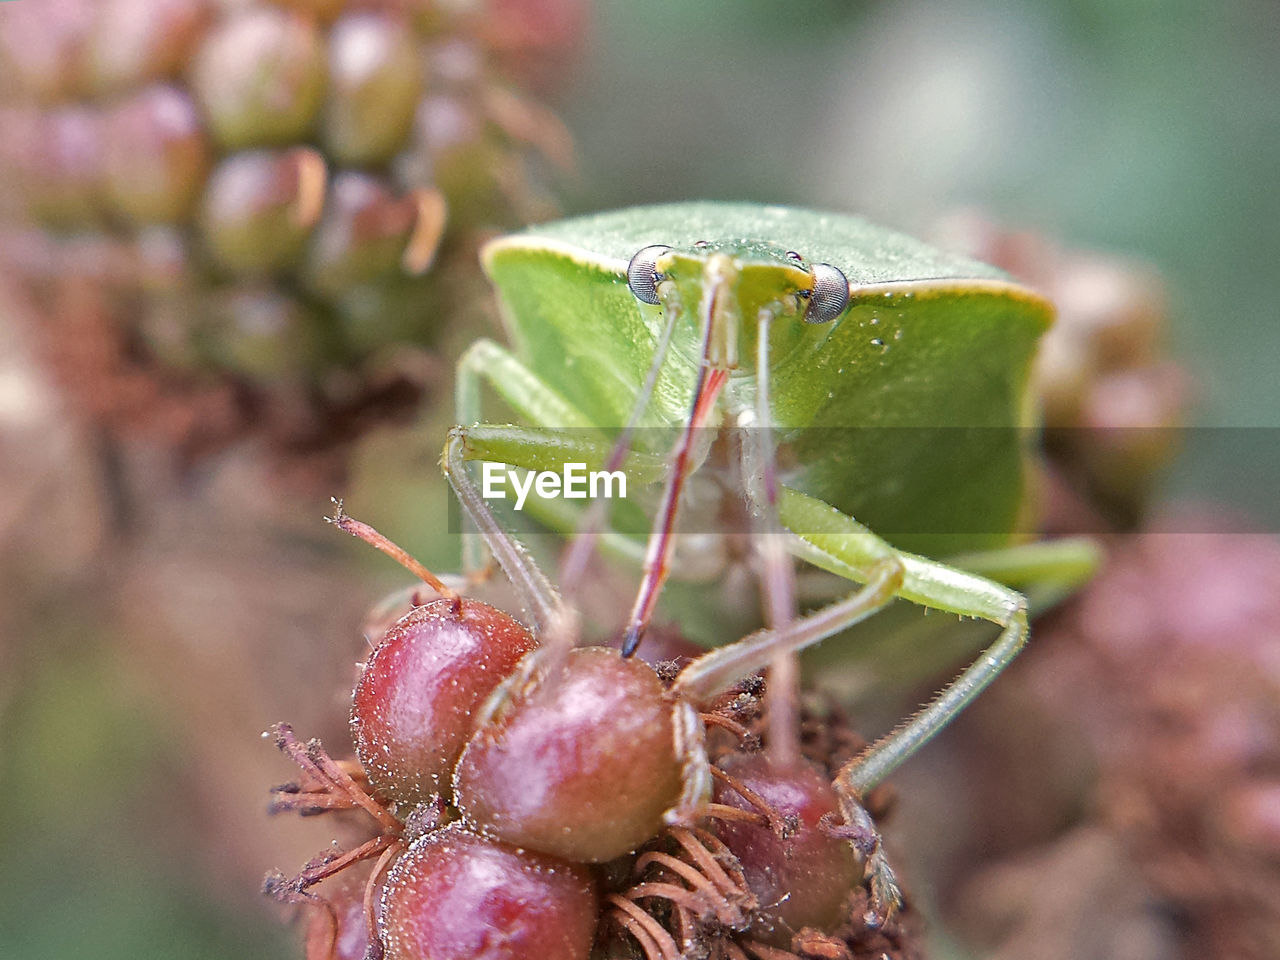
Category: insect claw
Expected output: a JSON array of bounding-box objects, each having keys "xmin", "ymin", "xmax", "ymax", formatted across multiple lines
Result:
[
  {"xmin": 864, "ymin": 848, "xmax": 903, "ymax": 927},
  {"xmin": 828, "ymin": 797, "xmax": 904, "ymax": 924}
]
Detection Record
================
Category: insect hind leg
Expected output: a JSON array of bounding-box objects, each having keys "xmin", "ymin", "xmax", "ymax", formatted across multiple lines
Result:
[
  {"xmin": 735, "ymin": 303, "xmax": 804, "ymax": 767},
  {"xmin": 776, "ymin": 485, "xmax": 1037, "ymax": 916}
]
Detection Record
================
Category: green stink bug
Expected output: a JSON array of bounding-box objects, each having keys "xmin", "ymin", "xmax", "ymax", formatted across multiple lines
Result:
[
  {"xmin": 478, "ymin": 205, "xmax": 1047, "ymax": 544},
  {"xmin": 440, "ymin": 202, "xmax": 1098, "ymax": 917}
]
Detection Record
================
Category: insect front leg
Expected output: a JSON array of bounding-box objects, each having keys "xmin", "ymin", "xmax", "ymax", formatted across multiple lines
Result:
[
  {"xmin": 456, "ymin": 338, "xmax": 597, "ymax": 431},
  {"xmin": 677, "ymin": 484, "xmax": 1044, "ymax": 920},
  {"xmin": 442, "ymin": 428, "xmax": 570, "ymax": 640},
  {"xmin": 448, "ymin": 419, "xmax": 663, "ymax": 550},
  {"xmin": 455, "ymin": 338, "xmax": 599, "ymax": 577},
  {"xmin": 451, "ymin": 423, "xmax": 740, "ymax": 596}
]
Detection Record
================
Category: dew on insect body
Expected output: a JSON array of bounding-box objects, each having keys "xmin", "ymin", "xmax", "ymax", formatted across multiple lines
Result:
[
  {"xmin": 894, "ymin": 329, "xmax": 903, "ymax": 341},
  {"xmin": 870, "ymin": 316, "xmax": 880, "ymax": 325}
]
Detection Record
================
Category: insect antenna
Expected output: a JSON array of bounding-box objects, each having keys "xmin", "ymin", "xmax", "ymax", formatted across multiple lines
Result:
[
  {"xmin": 558, "ymin": 280, "xmax": 685, "ymax": 598},
  {"xmin": 622, "ymin": 262, "xmax": 733, "ymax": 655}
]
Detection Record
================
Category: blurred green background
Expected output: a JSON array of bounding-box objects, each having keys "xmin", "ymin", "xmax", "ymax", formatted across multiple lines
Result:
[{"xmin": 2, "ymin": 1, "xmax": 1278, "ymax": 958}]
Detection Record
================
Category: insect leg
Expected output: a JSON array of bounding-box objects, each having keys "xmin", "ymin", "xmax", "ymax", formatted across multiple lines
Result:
[
  {"xmin": 778, "ymin": 480, "xmax": 1036, "ymax": 922},
  {"xmin": 947, "ymin": 537, "xmax": 1101, "ymax": 611},
  {"xmin": 455, "ymin": 338, "xmax": 600, "ymax": 578},
  {"xmin": 442, "ymin": 428, "xmax": 568, "ymax": 639},
  {"xmin": 776, "ymin": 485, "xmax": 1032, "ymax": 792},
  {"xmin": 451, "ymin": 423, "xmax": 661, "ymax": 477},
  {"xmin": 737, "ymin": 306, "xmax": 802, "ymax": 766},
  {"xmin": 782, "ymin": 497, "xmax": 1032, "ymax": 924},
  {"xmin": 669, "ymin": 559, "xmax": 903, "ymax": 707},
  {"xmin": 456, "ymin": 338, "xmax": 597, "ymax": 432},
  {"xmin": 448, "ymin": 422, "xmax": 671, "ymax": 570},
  {"xmin": 666, "ymin": 550, "xmax": 904, "ymax": 914}
]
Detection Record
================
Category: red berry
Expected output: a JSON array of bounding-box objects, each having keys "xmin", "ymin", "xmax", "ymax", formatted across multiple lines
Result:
[
  {"xmin": 380, "ymin": 824, "xmax": 597, "ymax": 960},
  {"xmin": 453, "ymin": 647, "xmax": 683, "ymax": 862},
  {"xmin": 304, "ymin": 876, "xmax": 371, "ymax": 960},
  {"xmin": 351, "ymin": 598, "xmax": 537, "ymax": 809},
  {"xmin": 714, "ymin": 754, "xmax": 859, "ymax": 945}
]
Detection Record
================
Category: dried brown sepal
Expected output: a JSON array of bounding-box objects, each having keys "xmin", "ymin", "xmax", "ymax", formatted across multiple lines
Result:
[{"xmin": 265, "ymin": 723, "xmax": 409, "ymax": 960}]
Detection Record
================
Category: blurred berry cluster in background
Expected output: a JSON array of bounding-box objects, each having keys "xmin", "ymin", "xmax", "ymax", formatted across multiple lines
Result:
[
  {"xmin": 2, "ymin": 2, "xmax": 1278, "ymax": 959},
  {"xmin": 0, "ymin": 0, "xmax": 576, "ymax": 479}
]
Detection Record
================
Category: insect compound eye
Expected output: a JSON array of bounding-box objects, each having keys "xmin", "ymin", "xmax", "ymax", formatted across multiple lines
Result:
[
  {"xmin": 803, "ymin": 262, "xmax": 850, "ymax": 324},
  {"xmin": 626, "ymin": 244, "xmax": 673, "ymax": 305}
]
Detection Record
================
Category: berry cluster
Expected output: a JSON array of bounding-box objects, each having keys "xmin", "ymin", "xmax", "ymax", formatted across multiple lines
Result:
[
  {"xmin": 0, "ymin": 0, "xmax": 579, "ymax": 468},
  {"xmin": 264, "ymin": 507, "xmax": 919, "ymax": 960}
]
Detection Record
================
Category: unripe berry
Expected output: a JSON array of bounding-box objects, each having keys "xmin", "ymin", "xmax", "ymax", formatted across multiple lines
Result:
[
  {"xmin": 199, "ymin": 148, "xmax": 322, "ymax": 274},
  {"xmin": 104, "ymin": 85, "xmax": 209, "ymax": 225},
  {"xmin": 304, "ymin": 172, "xmax": 427, "ymax": 296},
  {"xmin": 27, "ymin": 107, "xmax": 106, "ymax": 225},
  {"xmin": 351, "ymin": 598, "xmax": 537, "ymax": 809},
  {"xmin": 454, "ymin": 646, "xmax": 683, "ymax": 862},
  {"xmin": 1, "ymin": 0, "xmax": 581, "ymax": 466},
  {"xmin": 323, "ymin": 14, "xmax": 423, "ymax": 166},
  {"xmin": 190, "ymin": 8, "xmax": 325, "ymax": 150},
  {"xmin": 0, "ymin": 0, "xmax": 94, "ymax": 102},
  {"xmin": 380, "ymin": 825, "xmax": 597, "ymax": 960},
  {"xmin": 88, "ymin": 0, "xmax": 210, "ymax": 95},
  {"xmin": 198, "ymin": 286, "xmax": 321, "ymax": 383}
]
